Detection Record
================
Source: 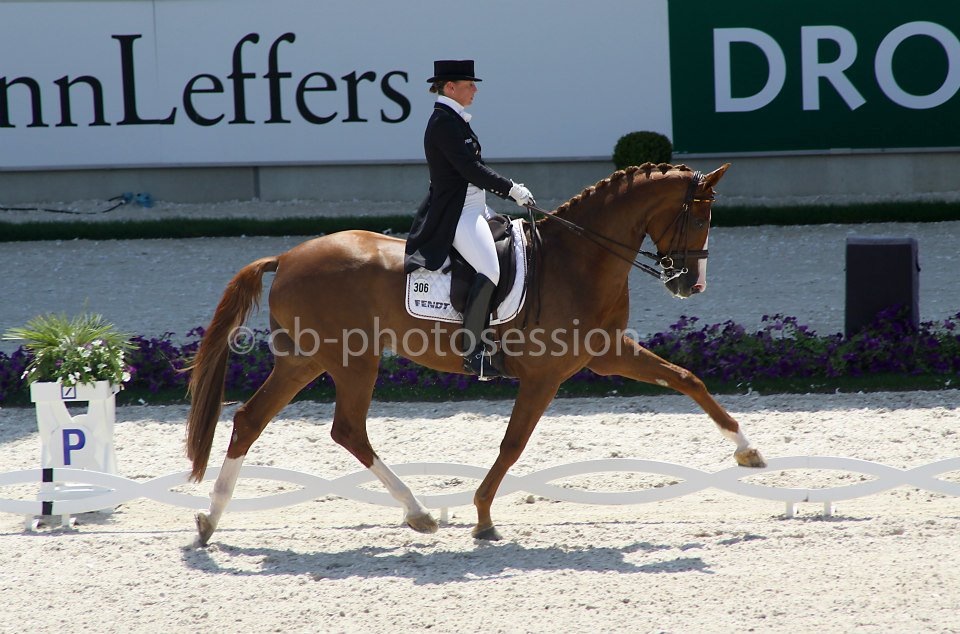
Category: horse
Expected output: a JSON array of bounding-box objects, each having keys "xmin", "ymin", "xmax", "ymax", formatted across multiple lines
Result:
[{"xmin": 185, "ymin": 162, "xmax": 766, "ymax": 546}]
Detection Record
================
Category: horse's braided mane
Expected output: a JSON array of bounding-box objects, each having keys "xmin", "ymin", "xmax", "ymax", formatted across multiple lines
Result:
[{"xmin": 553, "ymin": 162, "xmax": 692, "ymax": 216}]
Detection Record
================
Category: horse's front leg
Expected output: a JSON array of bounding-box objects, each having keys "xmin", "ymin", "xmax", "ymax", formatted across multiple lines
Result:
[
  {"xmin": 473, "ymin": 378, "xmax": 562, "ymax": 540},
  {"xmin": 588, "ymin": 334, "xmax": 766, "ymax": 468}
]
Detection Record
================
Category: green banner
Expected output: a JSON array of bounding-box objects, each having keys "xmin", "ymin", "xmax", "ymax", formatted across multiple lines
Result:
[{"xmin": 669, "ymin": 2, "xmax": 960, "ymax": 154}]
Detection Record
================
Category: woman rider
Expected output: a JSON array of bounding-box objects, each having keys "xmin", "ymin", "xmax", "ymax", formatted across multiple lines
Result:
[{"xmin": 404, "ymin": 59, "xmax": 534, "ymax": 379}]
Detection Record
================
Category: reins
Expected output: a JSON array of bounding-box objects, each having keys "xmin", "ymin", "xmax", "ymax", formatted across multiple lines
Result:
[{"xmin": 523, "ymin": 170, "xmax": 711, "ymax": 283}]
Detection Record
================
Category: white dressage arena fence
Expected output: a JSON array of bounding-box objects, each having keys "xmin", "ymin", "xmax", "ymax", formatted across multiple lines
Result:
[{"xmin": 2, "ymin": 456, "xmax": 959, "ymax": 529}]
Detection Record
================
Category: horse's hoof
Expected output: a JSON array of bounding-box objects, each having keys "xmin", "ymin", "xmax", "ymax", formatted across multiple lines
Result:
[
  {"xmin": 406, "ymin": 512, "xmax": 439, "ymax": 534},
  {"xmin": 195, "ymin": 512, "xmax": 215, "ymax": 546},
  {"xmin": 735, "ymin": 448, "xmax": 767, "ymax": 468},
  {"xmin": 472, "ymin": 524, "xmax": 503, "ymax": 541}
]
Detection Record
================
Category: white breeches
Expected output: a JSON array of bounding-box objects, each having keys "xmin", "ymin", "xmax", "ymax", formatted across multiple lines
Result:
[{"xmin": 452, "ymin": 185, "xmax": 500, "ymax": 285}]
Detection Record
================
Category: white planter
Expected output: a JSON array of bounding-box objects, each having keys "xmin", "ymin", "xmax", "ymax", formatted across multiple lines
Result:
[
  {"xmin": 30, "ymin": 380, "xmax": 119, "ymax": 473},
  {"xmin": 28, "ymin": 380, "xmax": 120, "ymax": 527}
]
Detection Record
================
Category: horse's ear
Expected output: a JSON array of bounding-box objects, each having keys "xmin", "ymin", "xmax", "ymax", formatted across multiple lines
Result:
[{"xmin": 703, "ymin": 163, "xmax": 731, "ymax": 188}]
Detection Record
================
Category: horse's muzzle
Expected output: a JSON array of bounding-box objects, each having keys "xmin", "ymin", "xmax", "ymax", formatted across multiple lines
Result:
[{"xmin": 665, "ymin": 259, "xmax": 707, "ymax": 298}]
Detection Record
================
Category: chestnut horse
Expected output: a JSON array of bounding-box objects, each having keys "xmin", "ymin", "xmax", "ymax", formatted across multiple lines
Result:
[{"xmin": 185, "ymin": 162, "xmax": 766, "ymax": 545}]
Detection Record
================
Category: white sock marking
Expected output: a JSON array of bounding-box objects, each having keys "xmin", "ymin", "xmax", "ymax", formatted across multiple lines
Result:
[
  {"xmin": 721, "ymin": 428, "xmax": 751, "ymax": 451},
  {"xmin": 206, "ymin": 456, "xmax": 244, "ymax": 527},
  {"xmin": 369, "ymin": 457, "xmax": 430, "ymax": 518}
]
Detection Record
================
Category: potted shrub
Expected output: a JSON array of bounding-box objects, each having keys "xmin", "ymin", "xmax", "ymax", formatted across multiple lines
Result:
[{"xmin": 612, "ymin": 131, "xmax": 673, "ymax": 170}]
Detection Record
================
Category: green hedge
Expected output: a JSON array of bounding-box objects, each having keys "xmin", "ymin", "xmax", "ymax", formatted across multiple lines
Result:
[
  {"xmin": 0, "ymin": 215, "xmax": 415, "ymax": 242},
  {"xmin": 713, "ymin": 200, "xmax": 960, "ymax": 226},
  {"xmin": 2, "ymin": 201, "xmax": 959, "ymax": 242}
]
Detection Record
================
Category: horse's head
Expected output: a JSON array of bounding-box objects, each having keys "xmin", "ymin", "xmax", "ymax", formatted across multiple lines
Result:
[{"xmin": 646, "ymin": 163, "xmax": 729, "ymax": 298}]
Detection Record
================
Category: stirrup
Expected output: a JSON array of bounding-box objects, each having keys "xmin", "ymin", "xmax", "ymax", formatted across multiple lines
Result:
[{"xmin": 463, "ymin": 349, "xmax": 501, "ymax": 381}]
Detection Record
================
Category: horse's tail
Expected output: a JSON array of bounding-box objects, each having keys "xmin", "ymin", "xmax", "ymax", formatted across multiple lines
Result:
[{"xmin": 185, "ymin": 256, "xmax": 279, "ymax": 482}]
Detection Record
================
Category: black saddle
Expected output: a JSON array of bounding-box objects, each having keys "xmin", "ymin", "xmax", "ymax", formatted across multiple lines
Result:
[{"xmin": 445, "ymin": 214, "xmax": 519, "ymax": 317}]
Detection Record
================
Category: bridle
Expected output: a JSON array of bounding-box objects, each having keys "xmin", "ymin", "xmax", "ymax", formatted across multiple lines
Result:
[{"xmin": 523, "ymin": 170, "xmax": 713, "ymax": 284}]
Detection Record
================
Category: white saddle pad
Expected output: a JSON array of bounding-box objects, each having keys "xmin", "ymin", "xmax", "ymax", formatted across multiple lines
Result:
[{"xmin": 405, "ymin": 218, "xmax": 527, "ymax": 325}]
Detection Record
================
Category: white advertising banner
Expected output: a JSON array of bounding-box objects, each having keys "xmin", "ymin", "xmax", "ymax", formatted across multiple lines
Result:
[{"xmin": 0, "ymin": 0, "xmax": 672, "ymax": 169}]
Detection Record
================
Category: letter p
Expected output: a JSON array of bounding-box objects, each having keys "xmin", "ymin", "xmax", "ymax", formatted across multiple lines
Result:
[{"xmin": 62, "ymin": 429, "xmax": 86, "ymax": 466}]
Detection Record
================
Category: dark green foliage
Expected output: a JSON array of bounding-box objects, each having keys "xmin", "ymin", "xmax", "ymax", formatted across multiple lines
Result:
[
  {"xmin": 4, "ymin": 201, "xmax": 960, "ymax": 243},
  {"xmin": 712, "ymin": 200, "xmax": 960, "ymax": 227},
  {"xmin": 612, "ymin": 131, "xmax": 673, "ymax": 169},
  {"xmin": 0, "ymin": 215, "xmax": 415, "ymax": 243}
]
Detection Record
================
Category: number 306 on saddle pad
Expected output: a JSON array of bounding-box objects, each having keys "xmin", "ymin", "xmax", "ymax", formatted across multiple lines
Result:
[{"xmin": 405, "ymin": 218, "xmax": 528, "ymax": 325}]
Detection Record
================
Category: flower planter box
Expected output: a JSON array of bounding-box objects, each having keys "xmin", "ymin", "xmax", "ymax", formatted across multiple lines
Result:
[{"xmin": 28, "ymin": 380, "xmax": 120, "ymax": 528}]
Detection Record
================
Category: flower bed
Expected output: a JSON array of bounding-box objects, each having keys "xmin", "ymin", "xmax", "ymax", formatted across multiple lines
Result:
[{"xmin": 1, "ymin": 308, "xmax": 958, "ymax": 406}]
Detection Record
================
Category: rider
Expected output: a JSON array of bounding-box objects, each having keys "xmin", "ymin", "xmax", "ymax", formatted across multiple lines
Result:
[{"xmin": 404, "ymin": 59, "xmax": 535, "ymax": 379}]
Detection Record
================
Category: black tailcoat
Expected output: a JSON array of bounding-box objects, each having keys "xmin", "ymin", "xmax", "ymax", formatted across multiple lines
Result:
[{"xmin": 404, "ymin": 102, "xmax": 512, "ymax": 273}]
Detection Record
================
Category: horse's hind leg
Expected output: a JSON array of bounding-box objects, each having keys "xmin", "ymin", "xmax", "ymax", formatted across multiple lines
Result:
[
  {"xmin": 197, "ymin": 355, "xmax": 320, "ymax": 546},
  {"xmin": 588, "ymin": 334, "xmax": 766, "ymax": 468},
  {"xmin": 327, "ymin": 360, "xmax": 437, "ymax": 534}
]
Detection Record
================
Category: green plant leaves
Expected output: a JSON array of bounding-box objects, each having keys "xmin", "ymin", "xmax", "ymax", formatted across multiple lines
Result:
[{"xmin": 2, "ymin": 313, "xmax": 132, "ymax": 386}]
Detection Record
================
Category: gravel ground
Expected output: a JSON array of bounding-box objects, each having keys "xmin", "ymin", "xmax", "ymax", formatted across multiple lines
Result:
[{"xmin": 2, "ymin": 391, "xmax": 960, "ymax": 633}]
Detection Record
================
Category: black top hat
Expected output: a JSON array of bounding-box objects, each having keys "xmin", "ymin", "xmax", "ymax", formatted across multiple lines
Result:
[{"xmin": 427, "ymin": 59, "xmax": 482, "ymax": 83}]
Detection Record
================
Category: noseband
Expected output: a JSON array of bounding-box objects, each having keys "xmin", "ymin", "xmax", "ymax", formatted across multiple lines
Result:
[
  {"xmin": 524, "ymin": 170, "xmax": 712, "ymax": 284},
  {"xmin": 648, "ymin": 170, "xmax": 709, "ymax": 283}
]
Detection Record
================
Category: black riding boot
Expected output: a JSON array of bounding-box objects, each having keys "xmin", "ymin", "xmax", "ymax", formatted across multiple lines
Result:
[{"xmin": 461, "ymin": 273, "xmax": 500, "ymax": 380}]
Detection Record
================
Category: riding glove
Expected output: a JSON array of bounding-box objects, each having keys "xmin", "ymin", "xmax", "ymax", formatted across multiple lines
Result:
[{"xmin": 509, "ymin": 181, "xmax": 534, "ymax": 207}]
